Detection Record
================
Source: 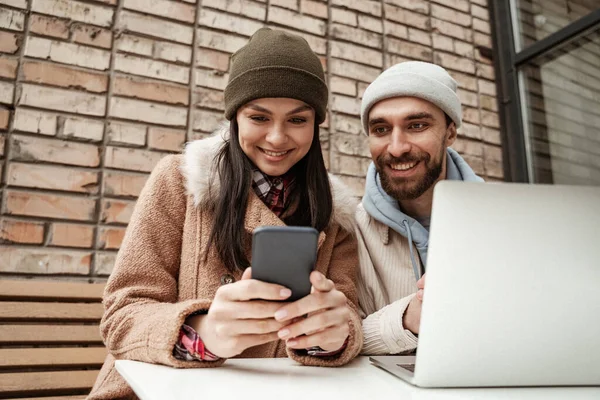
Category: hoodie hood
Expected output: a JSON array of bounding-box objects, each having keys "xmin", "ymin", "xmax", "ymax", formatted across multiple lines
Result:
[{"xmin": 362, "ymin": 147, "xmax": 483, "ymax": 275}]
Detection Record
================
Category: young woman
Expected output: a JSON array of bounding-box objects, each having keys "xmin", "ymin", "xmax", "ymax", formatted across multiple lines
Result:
[{"xmin": 88, "ymin": 28, "xmax": 362, "ymax": 399}]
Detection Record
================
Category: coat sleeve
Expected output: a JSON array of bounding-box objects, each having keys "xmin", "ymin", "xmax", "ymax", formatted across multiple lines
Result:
[
  {"xmin": 287, "ymin": 227, "xmax": 363, "ymax": 366},
  {"xmin": 99, "ymin": 155, "xmax": 224, "ymax": 368},
  {"xmin": 355, "ymin": 218, "xmax": 418, "ymax": 356}
]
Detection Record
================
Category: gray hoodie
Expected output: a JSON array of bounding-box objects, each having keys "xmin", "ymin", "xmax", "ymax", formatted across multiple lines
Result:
[{"xmin": 362, "ymin": 148, "xmax": 483, "ymax": 280}]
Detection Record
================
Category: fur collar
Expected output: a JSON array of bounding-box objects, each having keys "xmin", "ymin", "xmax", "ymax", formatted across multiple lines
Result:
[{"xmin": 181, "ymin": 126, "xmax": 358, "ymax": 233}]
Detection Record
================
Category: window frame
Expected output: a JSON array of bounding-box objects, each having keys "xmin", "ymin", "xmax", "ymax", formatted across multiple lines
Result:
[{"xmin": 489, "ymin": 3, "xmax": 600, "ymax": 182}]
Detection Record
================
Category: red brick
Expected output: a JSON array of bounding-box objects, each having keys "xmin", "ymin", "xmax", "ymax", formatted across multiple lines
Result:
[
  {"xmin": 195, "ymin": 87, "xmax": 224, "ymax": 110},
  {"xmin": 148, "ymin": 127, "xmax": 186, "ymax": 152},
  {"xmin": 95, "ymin": 252, "xmax": 116, "ymax": 276},
  {"xmin": 452, "ymin": 138, "xmax": 484, "ymax": 157},
  {"xmin": 431, "ymin": 18, "xmax": 472, "ymax": 42},
  {"xmin": 301, "ymin": 0, "xmax": 328, "ymax": 19},
  {"xmin": 331, "ymin": 7, "xmax": 357, "ymax": 27},
  {"xmin": 7, "ymin": 162, "xmax": 99, "ymax": 194},
  {"xmin": 0, "ymin": 31, "xmax": 20, "ymax": 54},
  {"xmin": 12, "ymin": 135, "xmax": 100, "ymax": 167},
  {"xmin": 331, "ymin": 23, "xmax": 382, "ymax": 48},
  {"xmin": 5, "ymin": 191, "xmax": 97, "ymax": 221},
  {"xmin": 124, "ymin": 0, "xmax": 195, "ymax": 24},
  {"xmin": 330, "ymin": 41, "xmax": 383, "ymax": 68},
  {"xmin": 330, "ymin": 76, "xmax": 357, "ymax": 97},
  {"xmin": 199, "ymin": 8, "xmax": 263, "ymax": 37},
  {"xmin": 0, "ymin": 108, "xmax": 9, "ymax": 130},
  {"xmin": 271, "ymin": 0, "xmax": 297, "ymax": 10},
  {"xmin": 0, "ymin": 248, "xmax": 91, "ymax": 275},
  {"xmin": 331, "ymin": 0, "xmax": 381, "ymax": 17},
  {"xmin": 0, "ymin": 219, "xmax": 45, "ymax": 244},
  {"xmin": 0, "ymin": 57, "xmax": 18, "ymax": 79},
  {"xmin": 29, "ymin": 14, "xmax": 69, "ymax": 39},
  {"xmin": 196, "ymin": 48, "xmax": 230, "ymax": 71},
  {"xmin": 203, "ymin": 0, "xmax": 267, "ymax": 20},
  {"xmin": 50, "ymin": 223, "xmax": 94, "ymax": 248},
  {"xmin": 72, "ymin": 24, "xmax": 113, "ymax": 49},
  {"xmin": 330, "ymin": 59, "xmax": 380, "ymax": 83},
  {"xmin": 101, "ymin": 199, "xmax": 135, "ymax": 225},
  {"xmin": 432, "ymin": 0, "xmax": 469, "ymax": 12},
  {"xmin": 103, "ymin": 170, "xmax": 149, "ymax": 197},
  {"xmin": 431, "ymin": 4, "xmax": 472, "ymax": 27},
  {"xmin": 472, "ymin": 4, "xmax": 489, "ymax": 21},
  {"xmin": 113, "ymin": 75, "xmax": 189, "ymax": 106},
  {"xmin": 384, "ymin": 4, "xmax": 430, "ymax": 29},
  {"xmin": 22, "ymin": 61, "xmax": 109, "ymax": 93},
  {"xmin": 481, "ymin": 110, "xmax": 499, "ymax": 129},
  {"xmin": 268, "ymin": 6, "xmax": 326, "ymax": 36},
  {"xmin": 387, "ymin": 38, "xmax": 432, "ymax": 61},
  {"xmin": 98, "ymin": 227, "xmax": 126, "ymax": 249},
  {"xmin": 434, "ymin": 52, "xmax": 475, "ymax": 74},
  {"xmin": 481, "ymin": 94, "xmax": 498, "ymax": 112},
  {"xmin": 19, "ymin": 83, "xmax": 107, "ymax": 116},
  {"xmin": 105, "ymin": 146, "xmax": 165, "ymax": 172}
]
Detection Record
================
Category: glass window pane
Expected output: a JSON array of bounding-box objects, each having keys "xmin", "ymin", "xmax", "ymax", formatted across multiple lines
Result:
[
  {"xmin": 519, "ymin": 28, "xmax": 600, "ymax": 185},
  {"xmin": 512, "ymin": 0, "xmax": 599, "ymax": 51}
]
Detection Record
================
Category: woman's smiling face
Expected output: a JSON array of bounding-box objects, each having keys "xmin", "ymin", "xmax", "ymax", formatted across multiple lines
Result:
[{"xmin": 236, "ymin": 97, "xmax": 316, "ymax": 177}]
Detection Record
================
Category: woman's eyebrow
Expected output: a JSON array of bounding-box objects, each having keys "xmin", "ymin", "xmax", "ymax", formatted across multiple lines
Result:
[
  {"xmin": 286, "ymin": 105, "xmax": 313, "ymax": 115},
  {"xmin": 245, "ymin": 104, "xmax": 272, "ymax": 114}
]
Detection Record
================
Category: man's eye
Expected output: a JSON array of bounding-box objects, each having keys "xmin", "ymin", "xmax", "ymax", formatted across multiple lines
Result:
[
  {"xmin": 289, "ymin": 117, "xmax": 306, "ymax": 124},
  {"xmin": 410, "ymin": 123, "xmax": 427, "ymax": 130},
  {"xmin": 372, "ymin": 127, "xmax": 388, "ymax": 135}
]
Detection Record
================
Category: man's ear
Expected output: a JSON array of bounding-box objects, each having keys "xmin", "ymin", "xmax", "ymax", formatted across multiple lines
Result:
[{"xmin": 445, "ymin": 122, "xmax": 457, "ymax": 146}]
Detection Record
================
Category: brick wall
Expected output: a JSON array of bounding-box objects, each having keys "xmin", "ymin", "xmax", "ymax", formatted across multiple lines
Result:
[{"xmin": 0, "ymin": 0, "xmax": 502, "ymax": 280}]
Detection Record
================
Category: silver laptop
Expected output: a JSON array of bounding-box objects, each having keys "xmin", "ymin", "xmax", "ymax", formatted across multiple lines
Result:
[{"xmin": 371, "ymin": 181, "xmax": 600, "ymax": 388}]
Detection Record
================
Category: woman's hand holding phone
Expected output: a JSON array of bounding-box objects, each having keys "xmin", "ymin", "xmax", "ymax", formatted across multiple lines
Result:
[
  {"xmin": 273, "ymin": 271, "xmax": 350, "ymax": 352},
  {"xmin": 188, "ymin": 268, "xmax": 292, "ymax": 359}
]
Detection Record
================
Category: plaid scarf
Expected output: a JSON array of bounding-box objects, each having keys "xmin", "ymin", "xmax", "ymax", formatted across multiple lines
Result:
[{"xmin": 252, "ymin": 169, "xmax": 296, "ymax": 216}]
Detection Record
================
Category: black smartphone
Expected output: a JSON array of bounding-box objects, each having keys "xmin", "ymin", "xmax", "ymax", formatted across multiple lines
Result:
[{"xmin": 251, "ymin": 226, "xmax": 318, "ymax": 302}]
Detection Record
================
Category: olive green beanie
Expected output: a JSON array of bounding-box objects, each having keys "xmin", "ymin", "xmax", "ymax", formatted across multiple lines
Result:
[{"xmin": 224, "ymin": 28, "xmax": 328, "ymax": 124}]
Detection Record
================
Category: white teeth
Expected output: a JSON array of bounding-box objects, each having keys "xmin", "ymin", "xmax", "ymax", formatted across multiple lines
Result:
[
  {"xmin": 390, "ymin": 162, "xmax": 417, "ymax": 171},
  {"xmin": 263, "ymin": 149, "xmax": 288, "ymax": 157}
]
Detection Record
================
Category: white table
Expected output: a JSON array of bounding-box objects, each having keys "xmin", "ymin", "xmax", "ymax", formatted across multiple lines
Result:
[{"xmin": 116, "ymin": 357, "xmax": 600, "ymax": 400}]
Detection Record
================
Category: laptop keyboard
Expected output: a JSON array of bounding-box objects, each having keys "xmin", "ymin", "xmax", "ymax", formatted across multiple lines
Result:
[{"xmin": 397, "ymin": 364, "xmax": 415, "ymax": 373}]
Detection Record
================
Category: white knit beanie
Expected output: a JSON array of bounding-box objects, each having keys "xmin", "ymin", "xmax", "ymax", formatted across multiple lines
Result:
[{"xmin": 360, "ymin": 61, "xmax": 462, "ymax": 135}]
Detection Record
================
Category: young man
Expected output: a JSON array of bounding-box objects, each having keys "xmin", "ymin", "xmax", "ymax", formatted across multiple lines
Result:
[{"xmin": 356, "ymin": 61, "xmax": 483, "ymax": 355}]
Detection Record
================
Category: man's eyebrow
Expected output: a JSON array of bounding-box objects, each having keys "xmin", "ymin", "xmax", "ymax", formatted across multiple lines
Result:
[
  {"xmin": 245, "ymin": 104, "xmax": 272, "ymax": 114},
  {"xmin": 368, "ymin": 117, "xmax": 388, "ymax": 127},
  {"xmin": 286, "ymin": 104, "xmax": 312, "ymax": 115},
  {"xmin": 405, "ymin": 112, "xmax": 434, "ymax": 121}
]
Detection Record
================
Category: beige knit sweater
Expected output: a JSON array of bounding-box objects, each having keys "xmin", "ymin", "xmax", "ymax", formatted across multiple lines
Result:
[{"xmin": 355, "ymin": 203, "xmax": 421, "ymax": 355}]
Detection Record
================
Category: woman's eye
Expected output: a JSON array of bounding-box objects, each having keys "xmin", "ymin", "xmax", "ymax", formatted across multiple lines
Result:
[
  {"xmin": 250, "ymin": 116, "xmax": 268, "ymax": 122},
  {"xmin": 289, "ymin": 117, "xmax": 307, "ymax": 124}
]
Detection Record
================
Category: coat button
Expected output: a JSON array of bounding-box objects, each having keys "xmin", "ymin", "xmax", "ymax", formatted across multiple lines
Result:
[{"xmin": 220, "ymin": 274, "xmax": 235, "ymax": 285}]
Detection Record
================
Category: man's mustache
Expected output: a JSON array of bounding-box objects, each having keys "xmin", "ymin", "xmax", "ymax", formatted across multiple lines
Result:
[{"xmin": 377, "ymin": 153, "xmax": 429, "ymax": 165}]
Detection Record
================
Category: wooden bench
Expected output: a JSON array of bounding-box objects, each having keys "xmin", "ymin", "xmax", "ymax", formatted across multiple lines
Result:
[{"xmin": 0, "ymin": 279, "xmax": 107, "ymax": 399}]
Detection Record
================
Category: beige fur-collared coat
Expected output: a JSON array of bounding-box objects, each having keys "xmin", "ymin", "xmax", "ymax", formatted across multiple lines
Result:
[{"xmin": 88, "ymin": 132, "xmax": 363, "ymax": 399}]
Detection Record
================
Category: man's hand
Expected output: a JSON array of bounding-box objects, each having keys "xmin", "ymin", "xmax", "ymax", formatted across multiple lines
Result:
[{"xmin": 402, "ymin": 273, "xmax": 425, "ymax": 334}]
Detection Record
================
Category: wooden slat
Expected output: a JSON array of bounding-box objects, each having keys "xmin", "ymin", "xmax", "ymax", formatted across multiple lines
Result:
[
  {"xmin": 0, "ymin": 370, "xmax": 99, "ymax": 394},
  {"xmin": 0, "ymin": 280, "xmax": 105, "ymax": 302},
  {"xmin": 0, "ymin": 302, "xmax": 104, "ymax": 321},
  {"xmin": 0, "ymin": 325, "xmax": 102, "ymax": 344},
  {"xmin": 18, "ymin": 396, "xmax": 87, "ymax": 400},
  {"xmin": 0, "ymin": 347, "xmax": 107, "ymax": 368}
]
